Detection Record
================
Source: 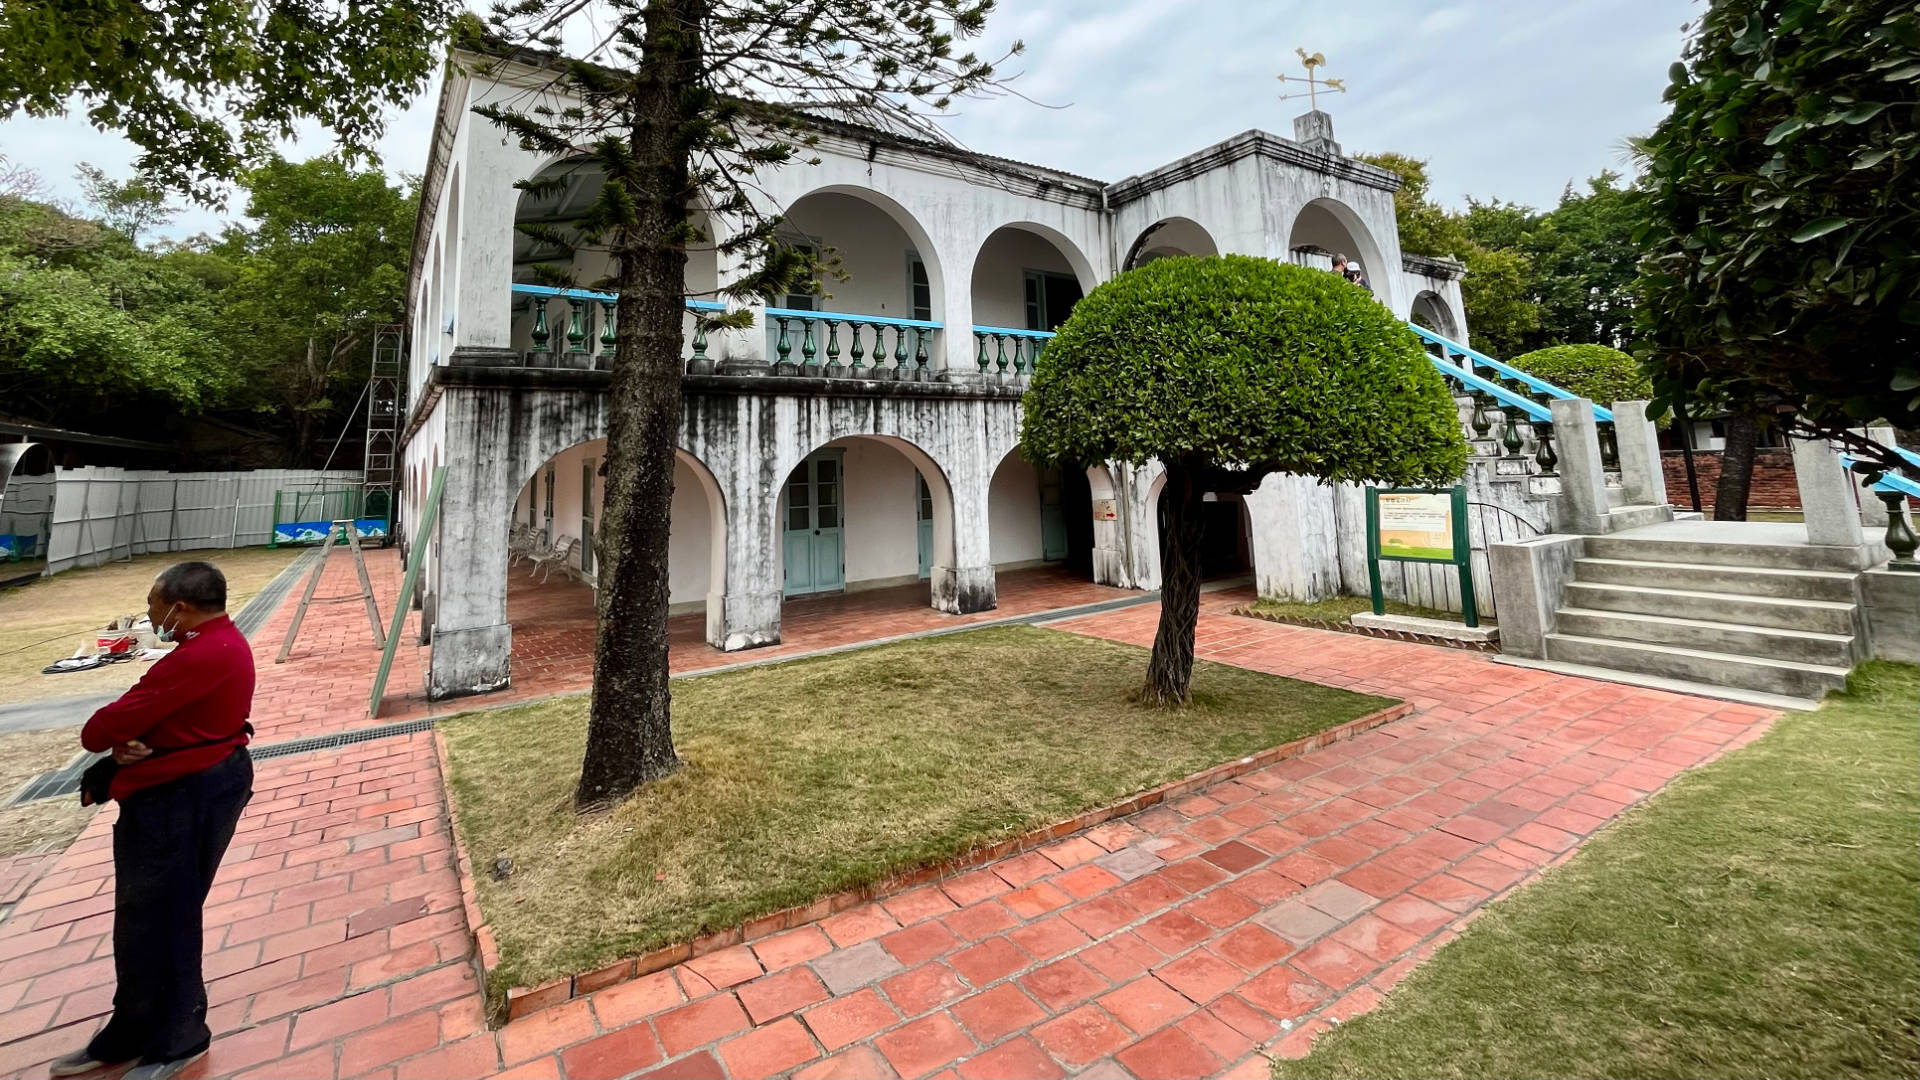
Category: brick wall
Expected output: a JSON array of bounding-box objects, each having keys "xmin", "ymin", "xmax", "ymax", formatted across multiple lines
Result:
[{"xmin": 1661, "ymin": 449, "xmax": 1803, "ymax": 510}]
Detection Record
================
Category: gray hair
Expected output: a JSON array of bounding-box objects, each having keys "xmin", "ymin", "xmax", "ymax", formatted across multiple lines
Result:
[
  {"xmin": 155, "ymin": 561, "xmax": 227, "ymax": 610},
  {"xmin": 1332, "ymin": 252, "xmax": 1351, "ymax": 266}
]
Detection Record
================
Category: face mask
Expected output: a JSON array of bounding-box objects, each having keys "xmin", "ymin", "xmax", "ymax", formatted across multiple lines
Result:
[{"xmin": 154, "ymin": 602, "xmax": 181, "ymax": 643}]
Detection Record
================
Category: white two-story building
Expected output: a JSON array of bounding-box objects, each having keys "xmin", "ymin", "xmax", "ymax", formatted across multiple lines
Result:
[{"xmin": 399, "ymin": 46, "xmax": 1472, "ymax": 700}]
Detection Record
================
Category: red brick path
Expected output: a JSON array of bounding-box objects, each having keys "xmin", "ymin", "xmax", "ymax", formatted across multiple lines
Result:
[{"xmin": 0, "ymin": 586, "xmax": 1776, "ymax": 1079}]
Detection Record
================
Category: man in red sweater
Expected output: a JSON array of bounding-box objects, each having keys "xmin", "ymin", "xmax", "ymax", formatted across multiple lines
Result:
[{"xmin": 50, "ymin": 561, "xmax": 255, "ymax": 1080}]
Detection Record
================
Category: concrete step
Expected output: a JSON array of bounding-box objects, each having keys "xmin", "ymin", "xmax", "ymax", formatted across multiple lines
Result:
[
  {"xmin": 1490, "ymin": 654, "xmax": 1823, "ymax": 711},
  {"xmin": 1544, "ymin": 633, "xmax": 1851, "ymax": 699},
  {"xmin": 1573, "ymin": 557, "xmax": 1860, "ymax": 602},
  {"xmin": 1599, "ymin": 504, "xmax": 1676, "ymax": 532},
  {"xmin": 1554, "ymin": 606, "xmax": 1859, "ymax": 667},
  {"xmin": 1583, "ymin": 532, "xmax": 1866, "ymax": 571},
  {"xmin": 1563, "ymin": 581, "xmax": 1858, "ymax": 635}
]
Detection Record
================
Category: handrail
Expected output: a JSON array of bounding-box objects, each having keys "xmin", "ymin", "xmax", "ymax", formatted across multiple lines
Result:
[
  {"xmin": 1841, "ymin": 452, "xmax": 1920, "ymax": 498},
  {"xmin": 1894, "ymin": 445, "xmax": 1920, "ymax": 471},
  {"xmin": 1407, "ymin": 323, "xmax": 1615, "ymax": 424},
  {"xmin": 1428, "ymin": 356, "xmax": 1550, "ymax": 422},
  {"xmin": 511, "ymin": 282, "xmax": 725, "ymax": 313},
  {"xmin": 971, "ymin": 325, "xmax": 1055, "ymax": 339},
  {"xmin": 764, "ymin": 306, "xmax": 942, "ymax": 331}
]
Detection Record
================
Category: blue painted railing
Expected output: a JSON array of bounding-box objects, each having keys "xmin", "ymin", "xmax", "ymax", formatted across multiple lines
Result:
[
  {"xmin": 1407, "ymin": 324, "xmax": 1616, "ymax": 424},
  {"xmin": 1842, "ymin": 451, "xmax": 1920, "ymax": 499},
  {"xmin": 1431, "ymin": 357, "xmax": 1550, "ymax": 422}
]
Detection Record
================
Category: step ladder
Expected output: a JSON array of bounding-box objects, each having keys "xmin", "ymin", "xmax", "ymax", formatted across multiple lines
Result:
[{"xmin": 275, "ymin": 520, "xmax": 385, "ymax": 663}]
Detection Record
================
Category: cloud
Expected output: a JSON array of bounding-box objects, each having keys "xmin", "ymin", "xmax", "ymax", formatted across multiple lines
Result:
[{"xmin": 0, "ymin": 0, "xmax": 1696, "ymax": 237}]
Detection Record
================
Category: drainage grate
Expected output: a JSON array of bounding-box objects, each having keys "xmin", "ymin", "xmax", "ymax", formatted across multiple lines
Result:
[
  {"xmin": 249, "ymin": 718, "xmax": 436, "ymax": 761},
  {"xmin": 235, "ymin": 548, "xmax": 322, "ymax": 639},
  {"xmin": 5, "ymin": 751, "xmax": 106, "ymax": 806}
]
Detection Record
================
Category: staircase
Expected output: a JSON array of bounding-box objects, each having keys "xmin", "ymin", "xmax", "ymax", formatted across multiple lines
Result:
[{"xmin": 1541, "ymin": 525, "xmax": 1865, "ymax": 705}]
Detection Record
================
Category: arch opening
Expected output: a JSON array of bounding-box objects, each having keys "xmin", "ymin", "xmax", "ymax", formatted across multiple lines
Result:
[
  {"xmin": 1126, "ymin": 216, "xmax": 1218, "ymax": 269},
  {"xmin": 775, "ymin": 434, "xmax": 953, "ymax": 605},
  {"xmin": 1410, "ymin": 289, "xmax": 1459, "ymax": 342},
  {"xmin": 1145, "ymin": 472, "xmax": 1253, "ymax": 587},
  {"xmin": 970, "ymin": 224, "xmax": 1096, "ymax": 334},
  {"xmin": 1288, "ymin": 197, "xmax": 1387, "ymax": 300}
]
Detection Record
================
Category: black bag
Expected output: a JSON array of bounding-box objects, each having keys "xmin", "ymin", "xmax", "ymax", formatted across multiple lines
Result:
[{"xmin": 80, "ymin": 722, "xmax": 254, "ymax": 807}]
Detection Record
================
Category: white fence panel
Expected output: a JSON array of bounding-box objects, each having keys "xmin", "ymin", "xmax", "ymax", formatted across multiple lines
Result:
[{"xmin": 41, "ymin": 468, "xmax": 360, "ymax": 575}]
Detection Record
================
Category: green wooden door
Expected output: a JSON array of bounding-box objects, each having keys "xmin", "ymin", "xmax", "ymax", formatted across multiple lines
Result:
[
  {"xmin": 1039, "ymin": 467, "xmax": 1067, "ymax": 561},
  {"xmin": 916, "ymin": 473, "xmax": 934, "ymax": 579},
  {"xmin": 783, "ymin": 451, "xmax": 845, "ymax": 597}
]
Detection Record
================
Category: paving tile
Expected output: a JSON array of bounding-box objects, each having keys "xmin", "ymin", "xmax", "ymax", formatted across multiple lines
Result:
[
  {"xmin": 802, "ymin": 987, "xmax": 900, "ymax": 1051},
  {"xmin": 1097, "ymin": 975, "xmax": 1193, "ymax": 1035},
  {"xmin": 1212, "ymin": 925, "xmax": 1293, "ymax": 971},
  {"xmin": 795, "ymin": 1044, "xmax": 901, "ymax": 1080},
  {"xmin": 947, "ymin": 936, "xmax": 1029, "ymax": 987},
  {"xmin": 881, "ymin": 921, "xmax": 961, "ymax": 967},
  {"xmin": 560, "ymin": 1026, "xmax": 664, "ymax": 1080},
  {"xmin": 1298, "ymin": 880, "xmax": 1378, "ymax": 921},
  {"xmin": 1007, "ymin": 916, "xmax": 1089, "ymax": 962},
  {"xmin": 656, "ymin": 994, "xmax": 751, "ymax": 1058},
  {"xmin": 881, "ymin": 962, "xmax": 970, "ymax": 1016},
  {"xmin": 811, "ymin": 940, "xmax": 906, "ymax": 996},
  {"xmin": 956, "ymin": 1035, "xmax": 1064, "ymax": 1080},
  {"xmin": 1114, "ymin": 1025, "xmax": 1225, "ymax": 1080},
  {"xmin": 873, "ymin": 1014, "xmax": 975, "ymax": 1080},
  {"xmin": 1135, "ymin": 911, "xmax": 1211, "ymax": 956},
  {"xmin": 1290, "ymin": 939, "xmax": 1377, "ymax": 991},
  {"xmin": 736, "ymin": 966, "xmax": 830, "ymax": 1025},
  {"xmin": 1153, "ymin": 949, "xmax": 1241, "ymax": 1004},
  {"xmin": 591, "ymin": 969, "xmax": 685, "ymax": 1027},
  {"xmin": 941, "ymin": 901, "xmax": 1017, "ymax": 942},
  {"xmin": 1032, "ymin": 1004, "xmax": 1133, "ymax": 1067},
  {"xmin": 752, "ymin": 925, "xmax": 835, "ymax": 972},
  {"xmin": 718, "ymin": 1017, "xmax": 821, "ymax": 1080},
  {"xmin": 1018, "ymin": 956, "xmax": 1107, "ymax": 1011}
]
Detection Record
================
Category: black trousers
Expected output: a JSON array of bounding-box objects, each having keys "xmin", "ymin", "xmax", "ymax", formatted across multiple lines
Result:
[{"xmin": 88, "ymin": 748, "xmax": 253, "ymax": 1065}]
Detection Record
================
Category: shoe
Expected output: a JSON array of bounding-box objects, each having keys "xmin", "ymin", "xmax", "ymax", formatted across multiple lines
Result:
[
  {"xmin": 47, "ymin": 1049, "xmax": 129, "ymax": 1077},
  {"xmin": 123, "ymin": 1051, "xmax": 206, "ymax": 1080}
]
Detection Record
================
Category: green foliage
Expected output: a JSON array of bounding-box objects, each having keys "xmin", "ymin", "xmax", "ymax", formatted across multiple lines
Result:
[
  {"xmin": 1510, "ymin": 344, "xmax": 1653, "ymax": 407},
  {"xmin": 1460, "ymin": 246, "xmax": 1542, "ymax": 358},
  {"xmin": 1365, "ymin": 153, "xmax": 1646, "ymax": 357},
  {"xmin": 0, "ymin": 0, "xmax": 456, "ymax": 202},
  {"xmin": 0, "ymin": 157, "xmax": 412, "ymax": 461},
  {"xmin": 1635, "ymin": 0, "xmax": 1919, "ymax": 450},
  {"xmin": 1020, "ymin": 256, "xmax": 1468, "ymax": 487}
]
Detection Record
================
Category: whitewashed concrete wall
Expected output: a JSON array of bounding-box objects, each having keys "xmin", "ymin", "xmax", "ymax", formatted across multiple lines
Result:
[
  {"xmin": 971, "ymin": 228, "xmax": 1081, "ymax": 329},
  {"xmin": 988, "ymin": 453, "xmax": 1045, "ymax": 566}
]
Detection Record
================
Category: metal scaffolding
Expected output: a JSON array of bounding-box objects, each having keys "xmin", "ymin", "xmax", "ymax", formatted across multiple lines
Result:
[{"xmin": 363, "ymin": 324, "xmax": 403, "ymax": 532}]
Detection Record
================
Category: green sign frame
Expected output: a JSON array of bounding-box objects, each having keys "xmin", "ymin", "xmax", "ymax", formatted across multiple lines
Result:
[{"xmin": 1365, "ymin": 484, "xmax": 1478, "ymax": 628}]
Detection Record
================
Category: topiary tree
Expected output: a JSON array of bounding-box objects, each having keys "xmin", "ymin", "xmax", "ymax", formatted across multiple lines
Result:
[
  {"xmin": 1510, "ymin": 344, "xmax": 1653, "ymax": 407},
  {"xmin": 1021, "ymin": 256, "xmax": 1469, "ymax": 705}
]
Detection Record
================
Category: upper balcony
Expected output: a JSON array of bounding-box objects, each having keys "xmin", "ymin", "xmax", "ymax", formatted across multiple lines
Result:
[{"xmin": 490, "ymin": 161, "xmax": 1094, "ymax": 389}]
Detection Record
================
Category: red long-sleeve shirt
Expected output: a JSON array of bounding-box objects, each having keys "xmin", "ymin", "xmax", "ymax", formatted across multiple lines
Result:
[{"xmin": 81, "ymin": 614, "xmax": 255, "ymax": 801}]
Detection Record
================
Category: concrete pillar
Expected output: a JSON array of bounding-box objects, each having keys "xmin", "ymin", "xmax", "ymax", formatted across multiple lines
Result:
[
  {"xmin": 1613, "ymin": 400, "xmax": 1669, "ymax": 508},
  {"xmin": 1857, "ymin": 426, "xmax": 1898, "ymax": 527},
  {"xmin": 936, "ymin": 251, "xmax": 977, "ymax": 381},
  {"xmin": 1244, "ymin": 473, "xmax": 1340, "ymax": 601},
  {"xmin": 1547, "ymin": 397, "xmax": 1610, "ymax": 535},
  {"xmin": 715, "ymin": 450, "xmax": 782, "ymax": 650},
  {"xmin": 1791, "ymin": 433, "xmax": 1867, "ymax": 548},
  {"xmin": 427, "ymin": 398, "xmax": 517, "ymax": 698},
  {"xmin": 714, "ymin": 229, "xmax": 768, "ymax": 375},
  {"xmin": 931, "ymin": 443, "xmax": 996, "ymax": 613},
  {"xmin": 452, "ymin": 123, "xmax": 543, "ymax": 357}
]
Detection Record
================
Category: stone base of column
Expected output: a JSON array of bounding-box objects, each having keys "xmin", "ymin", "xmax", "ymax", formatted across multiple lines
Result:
[
  {"xmin": 719, "ymin": 589, "xmax": 782, "ymax": 651},
  {"xmin": 931, "ymin": 564, "xmax": 997, "ymax": 614},
  {"xmin": 427, "ymin": 623, "xmax": 512, "ymax": 700}
]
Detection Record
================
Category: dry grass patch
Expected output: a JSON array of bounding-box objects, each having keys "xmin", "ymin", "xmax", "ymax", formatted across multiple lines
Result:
[
  {"xmin": 0, "ymin": 727, "xmax": 98, "ymax": 858},
  {"xmin": 442, "ymin": 624, "xmax": 1396, "ymax": 992},
  {"xmin": 1242, "ymin": 595, "xmax": 1491, "ymax": 626},
  {"xmin": 0, "ymin": 546, "xmax": 299, "ymax": 705}
]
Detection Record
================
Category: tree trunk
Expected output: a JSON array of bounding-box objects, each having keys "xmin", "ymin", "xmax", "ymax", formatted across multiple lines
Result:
[
  {"xmin": 1714, "ymin": 412, "xmax": 1758, "ymax": 521},
  {"xmin": 1143, "ymin": 462, "xmax": 1205, "ymax": 706},
  {"xmin": 574, "ymin": 0, "xmax": 703, "ymax": 808}
]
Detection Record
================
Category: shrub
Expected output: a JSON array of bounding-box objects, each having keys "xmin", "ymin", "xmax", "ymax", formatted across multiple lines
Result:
[{"xmin": 1510, "ymin": 344, "xmax": 1653, "ymax": 408}]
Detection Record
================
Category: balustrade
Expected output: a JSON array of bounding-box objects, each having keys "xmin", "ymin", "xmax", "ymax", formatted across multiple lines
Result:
[
  {"xmin": 969, "ymin": 326, "xmax": 1052, "ymax": 380},
  {"xmin": 765, "ymin": 308, "xmax": 943, "ymax": 380}
]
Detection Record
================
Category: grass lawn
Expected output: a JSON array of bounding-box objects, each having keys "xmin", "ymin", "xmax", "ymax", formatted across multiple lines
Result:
[
  {"xmin": 0, "ymin": 546, "xmax": 298, "ymax": 706},
  {"xmin": 441, "ymin": 624, "xmax": 1398, "ymax": 993},
  {"xmin": 1241, "ymin": 595, "xmax": 1488, "ymax": 626},
  {"xmin": 1274, "ymin": 661, "xmax": 1920, "ymax": 1080}
]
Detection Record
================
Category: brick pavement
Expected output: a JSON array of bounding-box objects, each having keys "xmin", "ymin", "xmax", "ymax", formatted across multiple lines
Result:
[{"xmin": 0, "ymin": 586, "xmax": 1777, "ymax": 1079}]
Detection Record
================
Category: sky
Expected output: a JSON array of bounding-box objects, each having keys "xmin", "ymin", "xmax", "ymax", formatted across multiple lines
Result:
[{"xmin": 0, "ymin": 0, "xmax": 1694, "ymax": 242}]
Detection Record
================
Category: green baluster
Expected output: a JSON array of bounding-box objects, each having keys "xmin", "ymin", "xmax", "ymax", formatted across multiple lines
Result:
[
  {"xmin": 598, "ymin": 300, "xmax": 616, "ymax": 355},
  {"xmin": 1501, "ymin": 406, "xmax": 1525, "ymax": 458},
  {"xmin": 893, "ymin": 325, "xmax": 909, "ymax": 377},
  {"xmin": 689, "ymin": 321, "xmax": 710, "ymax": 372},
  {"xmin": 1533, "ymin": 419, "xmax": 1558, "ymax": 476},
  {"xmin": 1877, "ymin": 491, "xmax": 1918, "ymax": 570},
  {"xmin": 975, "ymin": 332, "xmax": 989, "ymax": 373},
  {"xmin": 801, "ymin": 317, "xmax": 817, "ymax": 368},
  {"xmin": 914, "ymin": 327, "xmax": 930, "ymax": 377},
  {"xmin": 775, "ymin": 316, "xmax": 792, "ymax": 369},
  {"xmin": 823, "ymin": 319, "xmax": 841, "ymax": 376},
  {"xmin": 565, "ymin": 298, "xmax": 588, "ymax": 354},
  {"xmin": 1469, "ymin": 391, "xmax": 1494, "ymax": 438},
  {"xmin": 848, "ymin": 321, "xmax": 865, "ymax": 374},
  {"xmin": 995, "ymin": 334, "xmax": 1009, "ymax": 375},
  {"xmin": 1597, "ymin": 420, "xmax": 1619, "ymax": 469},
  {"xmin": 527, "ymin": 301, "xmax": 551, "ymax": 365}
]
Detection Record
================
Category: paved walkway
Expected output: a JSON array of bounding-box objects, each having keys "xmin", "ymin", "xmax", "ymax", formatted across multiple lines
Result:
[{"xmin": 0, "ymin": 585, "xmax": 1775, "ymax": 1079}]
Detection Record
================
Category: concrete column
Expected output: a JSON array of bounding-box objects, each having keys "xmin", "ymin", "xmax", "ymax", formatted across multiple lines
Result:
[
  {"xmin": 1244, "ymin": 473, "xmax": 1340, "ymax": 601},
  {"xmin": 1547, "ymin": 397, "xmax": 1610, "ymax": 535},
  {"xmin": 1791, "ymin": 433, "xmax": 1867, "ymax": 548},
  {"xmin": 1857, "ymin": 426, "xmax": 1898, "ymax": 527},
  {"xmin": 936, "ymin": 254, "xmax": 978, "ymax": 381},
  {"xmin": 1487, "ymin": 535, "xmax": 1584, "ymax": 659},
  {"xmin": 715, "ymin": 443, "xmax": 782, "ymax": 650},
  {"xmin": 1613, "ymin": 400, "xmax": 1669, "ymax": 508},
  {"xmin": 930, "ymin": 438, "xmax": 996, "ymax": 613},
  {"xmin": 427, "ymin": 397, "xmax": 517, "ymax": 698},
  {"xmin": 452, "ymin": 124, "xmax": 543, "ymax": 356},
  {"xmin": 713, "ymin": 232, "xmax": 768, "ymax": 375}
]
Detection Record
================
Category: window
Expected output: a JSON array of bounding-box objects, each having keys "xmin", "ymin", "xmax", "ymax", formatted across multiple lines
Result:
[
  {"xmin": 907, "ymin": 253, "xmax": 932, "ymax": 321},
  {"xmin": 1022, "ymin": 270, "xmax": 1084, "ymax": 331},
  {"xmin": 782, "ymin": 241, "xmax": 818, "ymax": 311}
]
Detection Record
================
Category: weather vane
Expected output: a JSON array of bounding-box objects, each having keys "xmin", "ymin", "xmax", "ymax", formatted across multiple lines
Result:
[{"xmin": 1277, "ymin": 48, "xmax": 1347, "ymax": 112}]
